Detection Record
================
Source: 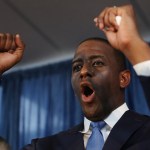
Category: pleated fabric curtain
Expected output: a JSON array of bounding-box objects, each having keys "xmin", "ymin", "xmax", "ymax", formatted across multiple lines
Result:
[
  {"xmin": 0, "ymin": 60, "xmax": 83, "ymax": 150},
  {"xmin": 0, "ymin": 59, "xmax": 149, "ymax": 150},
  {"xmin": 125, "ymin": 61, "xmax": 150, "ymax": 114}
]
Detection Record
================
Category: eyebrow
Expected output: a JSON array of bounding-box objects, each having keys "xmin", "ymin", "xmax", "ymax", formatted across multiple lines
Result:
[
  {"xmin": 89, "ymin": 55, "xmax": 105, "ymax": 60},
  {"xmin": 72, "ymin": 58, "xmax": 82, "ymax": 65},
  {"xmin": 72, "ymin": 55, "xmax": 105, "ymax": 65}
]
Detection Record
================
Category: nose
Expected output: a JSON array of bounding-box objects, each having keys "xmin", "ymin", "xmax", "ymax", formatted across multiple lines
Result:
[{"xmin": 80, "ymin": 65, "xmax": 93, "ymax": 79}]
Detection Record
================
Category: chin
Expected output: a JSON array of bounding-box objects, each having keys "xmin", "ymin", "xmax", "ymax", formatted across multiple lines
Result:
[
  {"xmin": 86, "ymin": 115, "xmax": 102, "ymax": 122},
  {"xmin": 88, "ymin": 117, "xmax": 100, "ymax": 122},
  {"xmin": 84, "ymin": 111, "xmax": 104, "ymax": 121}
]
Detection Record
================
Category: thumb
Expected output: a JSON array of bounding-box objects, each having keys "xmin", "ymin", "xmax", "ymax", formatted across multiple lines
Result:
[{"xmin": 15, "ymin": 34, "xmax": 25, "ymax": 49}]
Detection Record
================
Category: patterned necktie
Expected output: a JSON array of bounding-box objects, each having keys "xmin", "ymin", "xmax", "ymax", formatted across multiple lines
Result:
[{"xmin": 86, "ymin": 121, "xmax": 106, "ymax": 150}]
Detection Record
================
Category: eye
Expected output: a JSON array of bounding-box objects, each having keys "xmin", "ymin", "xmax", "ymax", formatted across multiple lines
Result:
[
  {"xmin": 93, "ymin": 60, "xmax": 104, "ymax": 67},
  {"xmin": 72, "ymin": 64, "xmax": 82, "ymax": 72}
]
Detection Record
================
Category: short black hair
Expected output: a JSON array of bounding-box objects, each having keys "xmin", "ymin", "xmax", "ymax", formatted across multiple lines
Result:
[
  {"xmin": 79, "ymin": 37, "xmax": 109, "ymax": 45},
  {"xmin": 78, "ymin": 37, "xmax": 126, "ymax": 71}
]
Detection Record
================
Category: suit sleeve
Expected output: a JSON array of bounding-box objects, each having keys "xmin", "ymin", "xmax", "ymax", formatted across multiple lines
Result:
[
  {"xmin": 21, "ymin": 139, "xmax": 38, "ymax": 150},
  {"xmin": 139, "ymin": 76, "xmax": 150, "ymax": 107}
]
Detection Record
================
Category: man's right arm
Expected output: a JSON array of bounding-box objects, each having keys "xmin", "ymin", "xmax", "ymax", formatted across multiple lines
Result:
[{"xmin": 0, "ymin": 33, "xmax": 25, "ymax": 75}]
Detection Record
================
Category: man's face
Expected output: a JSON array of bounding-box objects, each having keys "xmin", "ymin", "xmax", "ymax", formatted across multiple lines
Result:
[{"xmin": 71, "ymin": 40, "xmax": 126, "ymax": 121}]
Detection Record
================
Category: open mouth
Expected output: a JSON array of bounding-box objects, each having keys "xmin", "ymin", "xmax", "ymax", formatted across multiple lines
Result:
[
  {"xmin": 82, "ymin": 85, "xmax": 94, "ymax": 97},
  {"xmin": 80, "ymin": 82, "xmax": 95, "ymax": 103}
]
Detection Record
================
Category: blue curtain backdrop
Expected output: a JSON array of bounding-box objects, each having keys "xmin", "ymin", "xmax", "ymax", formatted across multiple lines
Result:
[
  {"xmin": 0, "ymin": 60, "xmax": 83, "ymax": 150},
  {"xmin": 0, "ymin": 59, "xmax": 149, "ymax": 150}
]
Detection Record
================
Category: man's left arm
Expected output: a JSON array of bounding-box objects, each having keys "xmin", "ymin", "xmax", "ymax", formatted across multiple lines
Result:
[
  {"xmin": 134, "ymin": 61, "xmax": 150, "ymax": 103},
  {"xmin": 94, "ymin": 4, "xmax": 150, "ymax": 104},
  {"xmin": 94, "ymin": 4, "xmax": 150, "ymax": 66}
]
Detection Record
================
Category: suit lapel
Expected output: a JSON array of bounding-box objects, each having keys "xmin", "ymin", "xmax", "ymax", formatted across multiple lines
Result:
[
  {"xmin": 103, "ymin": 110, "xmax": 149, "ymax": 150},
  {"xmin": 36, "ymin": 123, "xmax": 85, "ymax": 150},
  {"xmin": 58, "ymin": 123, "xmax": 85, "ymax": 150},
  {"xmin": 63, "ymin": 131, "xmax": 84, "ymax": 150}
]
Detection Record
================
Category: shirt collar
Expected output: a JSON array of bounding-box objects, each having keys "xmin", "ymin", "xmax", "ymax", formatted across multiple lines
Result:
[
  {"xmin": 104, "ymin": 103, "xmax": 129, "ymax": 128},
  {"xmin": 81, "ymin": 103, "xmax": 129, "ymax": 133}
]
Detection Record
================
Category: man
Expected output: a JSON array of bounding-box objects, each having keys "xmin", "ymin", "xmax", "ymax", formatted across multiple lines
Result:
[
  {"xmin": 0, "ymin": 33, "xmax": 25, "ymax": 75},
  {"xmin": 22, "ymin": 4, "xmax": 150, "ymax": 150},
  {"xmin": 0, "ymin": 136, "xmax": 10, "ymax": 150}
]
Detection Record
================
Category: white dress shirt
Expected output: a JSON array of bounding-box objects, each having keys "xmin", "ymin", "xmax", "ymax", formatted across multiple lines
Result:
[
  {"xmin": 81, "ymin": 60, "xmax": 150, "ymax": 148},
  {"xmin": 133, "ymin": 60, "xmax": 150, "ymax": 76},
  {"xmin": 81, "ymin": 103, "xmax": 129, "ymax": 148}
]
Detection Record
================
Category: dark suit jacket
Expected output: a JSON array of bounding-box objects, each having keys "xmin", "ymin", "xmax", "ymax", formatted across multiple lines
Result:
[
  {"xmin": 22, "ymin": 110, "xmax": 150, "ymax": 150},
  {"xmin": 22, "ymin": 76, "xmax": 150, "ymax": 150},
  {"xmin": 139, "ymin": 76, "xmax": 150, "ymax": 107}
]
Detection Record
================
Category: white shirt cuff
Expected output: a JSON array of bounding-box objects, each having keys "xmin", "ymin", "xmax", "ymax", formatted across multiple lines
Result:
[{"xmin": 133, "ymin": 60, "xmax": 150, "ymax": 76}]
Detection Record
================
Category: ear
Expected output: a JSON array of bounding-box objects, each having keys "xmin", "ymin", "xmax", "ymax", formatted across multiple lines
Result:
[{"xmin": 119, "ymin": 70, "xmax": 131, "ymax": 88}]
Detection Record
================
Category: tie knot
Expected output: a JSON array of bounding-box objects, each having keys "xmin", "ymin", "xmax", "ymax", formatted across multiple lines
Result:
[{"xmin": 91, "ymin": 121, "xmax": 106, "ymax": 129}]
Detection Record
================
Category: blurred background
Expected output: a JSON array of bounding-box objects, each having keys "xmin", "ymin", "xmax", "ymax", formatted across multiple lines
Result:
[{"xmin": 0, "ymin": 0, "xmax": 150, "ymax": 149}]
